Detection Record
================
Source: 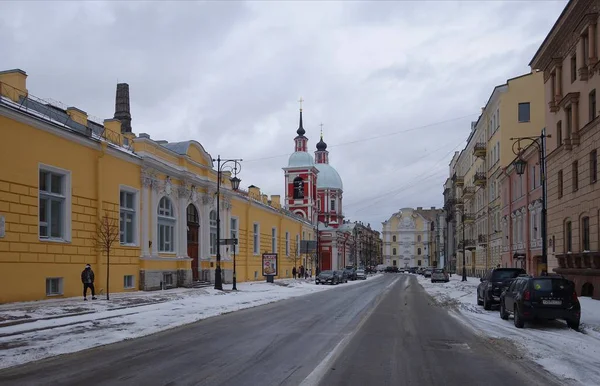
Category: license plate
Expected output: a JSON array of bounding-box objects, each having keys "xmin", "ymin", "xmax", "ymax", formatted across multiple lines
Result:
[{"xmin": 542, "ymin": 300, "xmax": 562, "ymax": 305}]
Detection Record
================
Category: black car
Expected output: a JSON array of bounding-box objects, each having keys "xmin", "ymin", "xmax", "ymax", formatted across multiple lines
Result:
[
  {"xmin": 344, "ymin": 267, "xmax": 357, "ymax": 281},
  {"xmin": 385, "ymin": 266, "xmax": 399, "ymax": 273},
  {"xmin": 334, "ymin": 270, "xmax": 348, "ymax": 283},
  {"xmin": 500, "ymin": 275, "xmax": 581, "ymax": 330},
  {"xmin": 477, "ymin": 268, "xmax": 526, "ymax": 310},
  {"xmin": 316, "ymin": 270, "xmax": 337, "ymax": 285}
]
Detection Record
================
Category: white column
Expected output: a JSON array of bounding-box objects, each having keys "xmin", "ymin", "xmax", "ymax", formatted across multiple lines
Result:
[
  {"xmin": 141, "ymin": 184, "xmax": 150, "ymax": 257},
  {"xmin": 151, "ymin": 183, "xmax": 159, "ymax": 257},
  {"xmin": 179, "ymin": 196, "xmax": 188, "ymax": 258}
]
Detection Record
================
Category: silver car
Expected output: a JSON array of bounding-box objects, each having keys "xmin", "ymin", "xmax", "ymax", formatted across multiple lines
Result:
[
  {"xmin": 431, "ymin": 268, "xmax": 449, "ymax": 283},
  {"xmin": 355, "ymin": 269, "xmax": 367, "ymax": 280}
]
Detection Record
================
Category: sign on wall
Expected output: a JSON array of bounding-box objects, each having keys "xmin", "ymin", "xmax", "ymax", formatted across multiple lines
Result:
[{"xmin": 262, "ymin": 253, "xmax": 278, "ymax": 276}]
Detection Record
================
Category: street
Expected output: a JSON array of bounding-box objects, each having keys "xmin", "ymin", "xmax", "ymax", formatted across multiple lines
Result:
[{"xmin": 0, "ymin": 275, "xmax": 561, "ymax": 386}]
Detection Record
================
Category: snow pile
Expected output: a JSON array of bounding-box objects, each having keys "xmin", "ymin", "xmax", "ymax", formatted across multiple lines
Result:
[
  {"xmin": 0, "ymin": 275, "xmax": 383, "ymax": 370},
  {"xmin": 417, "ymin": 275, "xmax": 600, "ymax": 386}
]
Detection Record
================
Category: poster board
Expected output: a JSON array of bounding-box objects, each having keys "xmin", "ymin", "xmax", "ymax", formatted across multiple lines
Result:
[{"xmin": 262, "ymin": 253, "xmax": 278, "ymax": 277}]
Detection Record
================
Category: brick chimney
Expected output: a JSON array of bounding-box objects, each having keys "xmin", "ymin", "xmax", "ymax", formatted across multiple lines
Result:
[{"xmin": 114, "ymin": 83, "xmax": 132, "ymax": 133}]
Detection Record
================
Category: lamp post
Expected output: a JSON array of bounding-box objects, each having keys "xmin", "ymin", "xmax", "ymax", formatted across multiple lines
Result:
[
  {"xmin": 213, "ymin": 155, "xmax": 242, "ymax": 291},
  {"xmin": 510, "ymin": 131, "xmax": 550, "ymax": 274}
]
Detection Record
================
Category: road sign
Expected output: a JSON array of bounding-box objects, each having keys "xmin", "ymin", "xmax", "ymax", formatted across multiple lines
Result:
[
  {"xmin": 219, "ymin": 238, "xmax": 238, "ymax": 245},
  {"xmin": 300, "ymin": 240, "xmax": 317, "ymax": 253}
]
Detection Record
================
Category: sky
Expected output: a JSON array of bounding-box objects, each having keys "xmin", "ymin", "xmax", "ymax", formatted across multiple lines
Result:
[{"xmin": 0, "ymin": 0, "xmax": 568, "ymax": 231}]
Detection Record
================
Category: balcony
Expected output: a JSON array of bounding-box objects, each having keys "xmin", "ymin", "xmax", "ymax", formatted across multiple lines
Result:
[
  {"xmin": 478, "ymin": 234, "xmax": 487, "ymax": 245},
  {"xmin": 474, "ymin": 172, "xmax": 487, "ymax": 187},
  {"xmin": 473, "ymin": 142, "xmax": 486, "ymax": 158},
  {"xmin": 465, "ymin": 239, "xmax": 476, "ymax": 251},
  {"xmin": 556, "ymin": 252, "xmax": 600, "ymax": 270},
  {"xmin": 462, "ymin": 186, "xmax": 475, "ymax": 199},
  {"xmin": 452, "ymin": 174, "xmax": 464, "ymax": 186}
]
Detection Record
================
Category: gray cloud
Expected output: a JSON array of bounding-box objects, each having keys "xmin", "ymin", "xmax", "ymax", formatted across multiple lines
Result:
[{"xmin": 0, "ymin": 0, "xmax": 568, "ymax": 230}]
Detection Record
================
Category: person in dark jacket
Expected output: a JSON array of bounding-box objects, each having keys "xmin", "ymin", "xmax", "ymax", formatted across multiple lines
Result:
[{"xmin": 81, "ymin": 264, "xmax": 97, "ymax": 300}]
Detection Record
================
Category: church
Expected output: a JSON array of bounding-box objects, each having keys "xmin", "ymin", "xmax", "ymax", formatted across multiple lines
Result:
[{"xmin": 282, "ymin": 104, "xmax": 354, "ymax": 272}]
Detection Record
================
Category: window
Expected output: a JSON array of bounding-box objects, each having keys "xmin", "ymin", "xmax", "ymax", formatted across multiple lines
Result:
[
  {"xmin": 531, "ymin": 166, "xmax": 537, "ymax": 190},
  {"xmin": 330, "ymin": 199, "xmax": 336, "ymax": 211},
  {"xmin": 124, "ymin": 275, "xmax": 135, "ymax": 289},
  {"xmin": 163, "ymin": 273, "xmax": 174, "ymax": 286},
  {"xmin": 557, "ymin": 120, "xmax": 563, "ymax": 147},
  {"xmin": 209, "ymin": 210, "xmax": 217, "ymax": 255},
  {"xmin": 158, "ymin": 197, "xmax": 176, "ymax": 253},
  {"xmin": 230, "ymin": 217, "xmax": 239, "ymax": 253},
  {"xmin": 392, "ymin": 235, "xmax": 396, "ymax": 242},
  {"xmin": 285, "ymin": 231, "xmax": 290, "ymax": 256},
  {"xmin": 393, "ymin": 248, "xmax": 397, "ymax": 255},
  {"xmin": 572, "ymin": 161, "xmax": 579, "ymax": 192},
  {"xmin": 45, "ymin": 277, "xmax": 63, "ymax": 296},
  {"xmin": 293, "ymin": 177, "xmax": 304, "ymax": 199},
  {"xmin": 565, "ymin": 221, "xmax": 572, "ymax": 253},
  {"xmin": 418, "ymin": 235, "xmax": 421, "ymax": 242},
  {"xmin": 583, "ymin": 34, "xmax": 590, "ymax": 66},
  {"xmin": 497, "ymin": 108, "xmax": 500, "ymax": 128},
  {"xmin": 590, "ymin": 90, "xmax": 596, "ymax": 122},
  {"xmin": 571, "ymin": 55, "xmax": 577, "ymax": 83},
  {"xmin": 119, "ymin": 190, "xmax": 136, "ymax": 245},
  {"xmin": 566, "ymin": 107, "xmax": 573, "ymax": 138},
  {"xmin": 532, "ymin": 212, "xmax": 538, "ymax": 240},
  {"xmin": 39, "ymin": 168, "xmax": 70, "ymax": 240},
  {"xmin": 518, "ymin": 103, "xmax": 530, "ymax": 123},
  {"xmin": 296, "ymin": 234, "xmax": 300, "ymax": 255},
  {"xmin": 591, "ymin": 150, "xmax": 598, "ymax": 184},
  {"xmin": 271, "ymin": 227, "xmax": 277, "ymax": 253},
  {"xmin": 253, "ymin": 223, "xmax": 260, "ymax": 255},
  {"xmin": 582, "ymin": 217, "xmax": 590, "ymax": 251},
  {"xmin": 418, "ymin": 248, "xmax": 422, "ymax": 255},
  {"xmin": 558, "ymin": 170, "xmax": 563, "ymax": 198}
]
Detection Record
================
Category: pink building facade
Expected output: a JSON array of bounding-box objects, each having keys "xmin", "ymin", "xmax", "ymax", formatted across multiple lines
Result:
[{"xmin": 499, "ymin": 144, "xmax": 544, "ymax": 275}]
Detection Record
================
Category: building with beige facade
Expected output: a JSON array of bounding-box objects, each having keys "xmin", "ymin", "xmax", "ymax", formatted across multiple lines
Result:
[
  {"xmin": 448, "ymin": 72, "xmax": 546, "ymax": 277},
  {"xmin": 530, "ymin": 0, "xmax": 600, "ymax": 299},
  {"xmin": 382, "ymin": 207, "xmax": 443, "ymax": 268}
]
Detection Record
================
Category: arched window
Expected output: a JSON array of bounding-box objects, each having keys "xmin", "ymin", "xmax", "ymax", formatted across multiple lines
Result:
[
  {"xmin": 393, "ymin": 248, "xmax": 397, "ymax": 255},
  {"xmin": 210, "ymin": 210, "xmax": 217, "ymax": 255},
  {"xmin": 158, "ymin": 197, "xmax": 175, "ymax": 252},
  {"xmin": 418, "ymin": 235, "xmax": 421, "ymax": 242},
  {"xmin": 418, "ymin": 248, "xmax": 422, "ymax": 255},
  {"xmin": 392, "ymin": 235, "xmax": 396, "ymax": 242},
  {"xmin": 293, "ymin": 177, "xmax": 305, "ymax": 199},
  {"xmin": 582, "ymin": 216, "xmax": 590, "ymax": 251}
]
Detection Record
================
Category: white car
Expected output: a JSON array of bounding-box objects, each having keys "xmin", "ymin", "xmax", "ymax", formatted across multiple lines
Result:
[{"xmin": 355, "ymin": 269, "xmax": 367, "ymax": 280}]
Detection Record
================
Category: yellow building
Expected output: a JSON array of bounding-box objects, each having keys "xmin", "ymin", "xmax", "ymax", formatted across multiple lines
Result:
[
  {"xmin": 453, "ymin": 71, "xmax": 546, "ymax": 277},
  {"xmin": 381, "ymin": 207, "xmax": 443, "ymax": 268},
  {"xmin": 0, "ymin": 69, "xmax": 314, "ymax": 303}
]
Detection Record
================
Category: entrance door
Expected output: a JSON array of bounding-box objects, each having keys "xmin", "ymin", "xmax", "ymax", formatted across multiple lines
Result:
[
  {"xmin": 187, "ymin": 205, "xmax": 200, "ymax": 281},
  {"xmin": 321, "ymin": 251, "xmax": 332, "ymax": 271}
]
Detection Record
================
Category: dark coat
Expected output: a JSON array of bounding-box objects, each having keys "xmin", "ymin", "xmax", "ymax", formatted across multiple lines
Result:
[{"xmin": 81, "ymin": 268, "xmax": 95, "ymax": 284}]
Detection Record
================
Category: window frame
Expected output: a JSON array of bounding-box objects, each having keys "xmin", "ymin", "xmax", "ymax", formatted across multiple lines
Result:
[
  {"xmin": 46, "ymin": 277, "xmax": 64, "ymax": 296},
  {"xmin": 582, "ymin": 217, "xmax": 590, "ymax": 251},
  {"xmin": 590, "ymin": 150, "xmax": 598, "ymax": 184},
  {"xmin": 158, "ymin": 196, "xmax": 176, "ymax": 253},
  {"xmin": 230, "ymin": 216, "xmax": 239, "ymax": 254},
  {"xmin": 124, "ymin": 275, "xmax": 135, "ymax": 289},
  {"xmin": 565, "ymin": 221, "xmax": 572, "ymax": 253},
  {"xmin": 572, "ymin": 161, "xmax": 579, "ymax": 192},
  {"xmin": 271, "ymin": 227, "xmax": 277, "ymax": 253},
  {"xmin": 589, "ymin": 89, "xmax": 596, "ymax": 122},
  {"xmin": 119, "ymin": 186, "xmax": 139, "ymax": 246},
  {"xmin": 518, "ymin": 102, "xmax": 531, "ymax": 123},
  {"xmin": 285, "ymin": 231, "xmax": 290, "ymax": 256},
  {"xmin": 253, "ymin": 223, "xmax": 260, "ymax": 255},
  {"xmin": 38, "ymin": 164, "xmax": 72, "ymax": 242},
  {"xmin": 209, "ymin": 210, "xmax": 217, "ymax": 255}
]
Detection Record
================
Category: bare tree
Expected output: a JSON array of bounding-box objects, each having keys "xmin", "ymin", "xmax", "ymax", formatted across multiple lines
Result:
[
  {"xmin": 95, "ymin": 211, "xmax": 119, "ymax": 300},
  {"xmin": 288, "ymin": 251, "xmax": 302, "ymax": 277}
]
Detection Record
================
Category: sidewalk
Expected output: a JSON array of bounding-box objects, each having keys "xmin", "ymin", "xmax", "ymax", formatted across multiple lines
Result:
[{"xmin": 0, "ymin": 274, "xmax": 383, "ymax": 370}]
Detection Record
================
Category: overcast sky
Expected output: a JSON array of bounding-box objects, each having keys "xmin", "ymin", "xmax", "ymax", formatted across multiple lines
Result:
[{"xmin": 1, "ymin": 0, "xmax": 567, "ymax": 230}]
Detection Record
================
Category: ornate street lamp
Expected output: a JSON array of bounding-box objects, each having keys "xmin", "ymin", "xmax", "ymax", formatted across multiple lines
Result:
[
  {"xmin": 213, "ymin": 155, "xmax": 242, "ymax": 291},
  {"xmin": 510, "ymin": 131, "xmax": 550, "ymax": 274}
]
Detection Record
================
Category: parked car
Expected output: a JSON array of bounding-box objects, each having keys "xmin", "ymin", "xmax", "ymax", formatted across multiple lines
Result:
[
  {"xmin": 431, "ymin": 268, "xmax": 449, "ymax": 283},
  {"xmin": 334, "ymin": 270, "xmax": 348, "ymax": 283},
  {"xmin": 499, "ymin": 275, "xmax": 581, "ymax": 330},
  {"xmin": 344, "ymin": 267, "xmax": 357, "ymax": 281},
  {"xmin": 316, "ymin": 270, "xmax": 337, "ymax": 285},
  {"xmin": 385, "ymin": 266, "xmax": 400, "ymax": 273},
  {"xmin": 477, "ymin": 268, "xmax": 526, "ymax": 310},
  {"xmin": 355, "ymin": 269, "xmax": 367, "ymax": 280},
  {"xmin": 423, "ymin": 268, "xmax": 433, "ymax": 278}
]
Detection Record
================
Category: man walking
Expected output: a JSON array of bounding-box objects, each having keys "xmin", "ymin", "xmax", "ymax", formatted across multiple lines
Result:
[{"xmin": 81, "ymin": 264, "xmax": 97, "ymax": 301}]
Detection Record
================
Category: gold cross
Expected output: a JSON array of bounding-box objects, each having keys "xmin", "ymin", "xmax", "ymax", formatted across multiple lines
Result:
[{"xmin": 298, "ymin": 97, "xmax": 304, "ymax": 111}]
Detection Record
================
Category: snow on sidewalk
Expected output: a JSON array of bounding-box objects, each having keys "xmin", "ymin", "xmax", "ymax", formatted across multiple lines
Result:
[
  {"xmin": 0, "ymin": 275, "xmax": 383, "ymax": 370},
  {"xmin": 416, "ymin": 274, "xmax": 600, "ymax": 386}
]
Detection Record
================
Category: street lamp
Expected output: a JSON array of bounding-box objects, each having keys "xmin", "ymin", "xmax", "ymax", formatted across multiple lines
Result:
[
  {"xmin": 213, "ymin": 155, "xmax": 242, "ymax": 291},
  {"xmin": 510, "ymin": 131, "xmax": 550, "ymax": 274}
]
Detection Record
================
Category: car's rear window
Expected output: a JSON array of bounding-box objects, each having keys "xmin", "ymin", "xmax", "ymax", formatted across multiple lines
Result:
[
  {"xmin": 433, "ymin": 269, "xmax": 443, "ymax": 273},
  {"xmin": 532, "ymin": 278, "xmax": 573, "ymax": 294},
  {"xmin": 491, "ymin": 269, "xmax": 525, "ymax": 281}
]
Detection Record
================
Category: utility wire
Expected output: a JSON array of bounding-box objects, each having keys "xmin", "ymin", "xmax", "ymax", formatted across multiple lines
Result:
[{"xmin": 242, "ymin": 113, "xmax": 477, "ymax": 162}]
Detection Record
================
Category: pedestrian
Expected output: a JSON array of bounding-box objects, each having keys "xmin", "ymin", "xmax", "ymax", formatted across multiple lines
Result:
[
  {"xmin": 292, "ymin": 266, "xmax": 297, "ymax": 279},
  {"xmin": 81, "ymin": 264, "xmax": 97, "ymax": 301}
]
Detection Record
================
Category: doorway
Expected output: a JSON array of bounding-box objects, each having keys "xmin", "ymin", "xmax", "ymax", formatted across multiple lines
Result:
[{"xmin": 187, "ymin": 204, "xmax": 200, "ymax": 281}]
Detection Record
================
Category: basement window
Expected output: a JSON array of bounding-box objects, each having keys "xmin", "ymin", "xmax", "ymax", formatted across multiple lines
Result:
[{"xmin": 46, "ymin": 277, "xmax": 63, "ymax": 296}]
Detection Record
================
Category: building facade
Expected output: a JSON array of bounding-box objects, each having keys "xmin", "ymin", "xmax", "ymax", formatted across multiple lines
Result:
[
  {"xmin": 382, "ymin": 207, "xmax": 443, "ymax": 268},
  {"xmin": 453, "ymin": 71, "xmax": 546, "ymax": 277},
  {"xmin": 0, "ymin": 69, "xmax": 315, "ymax": 303},
  {"xmin": 530, "ymin": 0, "xmax": 600, "ymax": 299}
]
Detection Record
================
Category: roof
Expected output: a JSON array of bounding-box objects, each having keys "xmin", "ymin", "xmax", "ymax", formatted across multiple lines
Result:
[
  {"xmin": 161, "ymin": 140, "xmax": 214, "ymax": 167},
  {"xmin": 315, "ymin": 163, "xmax": 343, "ymax": 190},
  {"xmin": 288, "ymin": 151, "xmax": 314, "ymax": 167}
]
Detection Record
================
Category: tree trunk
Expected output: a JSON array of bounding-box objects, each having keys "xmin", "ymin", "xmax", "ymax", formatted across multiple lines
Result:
[{"xmin": 106, "ymin": 250, "xmax": 110, "ymax": 300}]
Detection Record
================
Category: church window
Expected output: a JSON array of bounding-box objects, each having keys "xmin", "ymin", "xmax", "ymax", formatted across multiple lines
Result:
[
  {"xmin": 293, "ymin": 177, "xmax": 304, "ymax": 199},
  {"xmin": 392, "ymin": 235, "xmax": 396, "ymax": 242},
  {"xmin": 330, "ymin": 199, "xmax": 336, "ymax": 211},
  {"xmin": 393, "ymin": 248, "xmax": 397, "ymax": 255},
  {"xmin": 418, "ymin": 248, "xmax": 422, "ymax": 255},
  {"xmin": 418, "ymin": 235, "xmax": 421, "ymax": 242}
]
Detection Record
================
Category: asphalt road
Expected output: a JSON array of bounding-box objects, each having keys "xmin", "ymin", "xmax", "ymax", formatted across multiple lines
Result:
[{"xmin": 0, "ymin": 274, "xmax": 561, "ymax": 386}]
